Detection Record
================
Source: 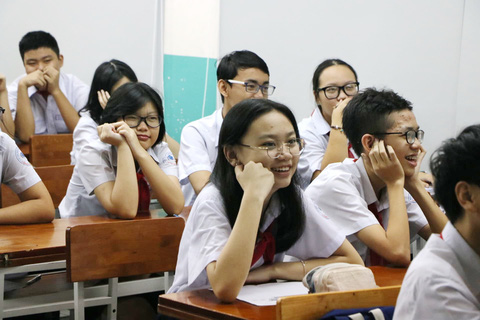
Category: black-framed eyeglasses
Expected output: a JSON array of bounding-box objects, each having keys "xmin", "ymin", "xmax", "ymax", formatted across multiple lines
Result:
[
  {"xmin": 317, "ymin": 82, "xmax": 359, "ymax": 100},
  {"xmin": 373, "ymin": 130, "xmax": 425, "ymax": 145},
  {"xmin": 227, "ymin": 80, "xmax": 276, "ymax": 96},
  {"xmin": 238, "ymin": 138, "xmax": 305, "ymax": 159},
  {"xmin": 123, "ymin": 114, "xmax": 162, "ymax": 128}
]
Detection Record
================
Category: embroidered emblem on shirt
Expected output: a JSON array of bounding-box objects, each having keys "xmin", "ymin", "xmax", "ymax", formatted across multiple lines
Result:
[{"xmin": 15, "ymin": 148, "xmax": 31, "ymax": 166}]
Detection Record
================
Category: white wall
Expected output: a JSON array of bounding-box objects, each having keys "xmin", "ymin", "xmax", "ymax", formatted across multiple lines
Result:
[
  {"xmin": 219, "ymin": 0, "xmax": 477, "ymax": 170},
  {"xmin": 0, "ymin": 0, "xmax": 162, "ymax": 90}
]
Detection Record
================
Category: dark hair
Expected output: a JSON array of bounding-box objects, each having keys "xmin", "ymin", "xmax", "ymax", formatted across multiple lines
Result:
[
  {"xmin": 101, "ymin": 82, "xmax": 165, "ymax": 147},
  {"xmin": 430, "ymin": 124, "xmax": 480, "ymax": 224},
  {"xmin": 19, "ymin": 31, "xmax": 60, "ymax": 60},
  {"xmin": 80, "ymin": 59, "xmax": 138, "ymax": 123},
  {"xmin": 343, "ymin": 88, "xmax": 413, "ymax": 155},
  {"xmin": 210, "ymin": 99, "xmax": 305, "ymax": 253},
  {"xmin": 312, "ymin": 59, "xmax": 358, "ymax": 110},
  {"xmin": 217, "ymin": 50, "xmax": 269, "ymax": 103}
]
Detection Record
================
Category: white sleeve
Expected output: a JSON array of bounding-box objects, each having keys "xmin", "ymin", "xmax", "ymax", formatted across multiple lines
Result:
[
  {"xmin": 71, "ymin": 116, "xmax": 98, "ymax": 165},
  {"xmin": 76, "ymin": 144, "xmax": 116, "ymax": 195},
  {"xmin": 1, "ymin": 133, "xmax": 40, "ymax": 194},
  {"xmin": 404, "ymin": 191, "xmax": 429, "ymax": 237},
  {"xmin": 154, "ymin": 142, "xmax": 178, "ymax": 177},
  {"xmin": 305, "ymin": 168, "xmax": 378, "ymax": 237},
  {"xmin": 178, "ymin": 124, "xmax": 214, "ymax": 183}
]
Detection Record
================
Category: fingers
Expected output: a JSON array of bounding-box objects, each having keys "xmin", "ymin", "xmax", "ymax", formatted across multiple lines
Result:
[{"xmin": 97, "ymin": 90, "xmax": 111, "ymax": 109}]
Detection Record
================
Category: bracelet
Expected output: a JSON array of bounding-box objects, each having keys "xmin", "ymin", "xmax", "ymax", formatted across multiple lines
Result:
[
  {"xmin": 300, "ymin": 260, "xmax": 306, "ymax": 277},
  {"xmin": 330, "ymin": 125, "xmax": 343, "ymax": 132}
]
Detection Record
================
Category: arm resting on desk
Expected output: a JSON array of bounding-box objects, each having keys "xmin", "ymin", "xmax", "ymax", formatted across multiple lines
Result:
[{"xmin": 0, "ymin": 181, "xmax": 54, "ymax": 224}]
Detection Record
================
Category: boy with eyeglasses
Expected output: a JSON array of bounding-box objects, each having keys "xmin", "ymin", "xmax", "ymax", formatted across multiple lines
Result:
[
  {"xmin": 178, "ymin": 50, "xmax": 275, "ymax": 206},
  {"xmin": 305, "ymin": 88, "xmax": 447, "ymax": 266},
  {"xmin": 394, "ymin": 124, "xmax": 480, "ymax": 319},
  {"xmin": 7, "ymin": 31, "xmax": 89, "ymax": 142}
]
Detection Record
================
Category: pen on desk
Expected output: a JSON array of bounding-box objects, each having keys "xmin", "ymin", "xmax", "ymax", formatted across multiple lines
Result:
[{"xmin": 23, "ymin": 274, "xmax": 42, "ymax": 288}]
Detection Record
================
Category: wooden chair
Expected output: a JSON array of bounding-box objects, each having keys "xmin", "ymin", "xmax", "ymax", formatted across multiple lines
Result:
[
  {"xmin": 29, "ymin": 134, "xmax": 73, "ymax": 167},
  {"xmin": 1, "ymin": 164, "xmax": 74, "ymax": 208},
  {"xmin": 276, "ymin": 285, "xmax": 401, "ymax": 320},
  {"xmin": 66, "ymin": 217, "xmax": 184, "ymax": 320}
]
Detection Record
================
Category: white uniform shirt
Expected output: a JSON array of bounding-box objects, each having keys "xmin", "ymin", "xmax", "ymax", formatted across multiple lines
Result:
[
  {"xmin": 70, "ymin": 113, "xmax": 98, "ymax": 165},
  {"xmin": 59, "ymin": 140, "xmax": 178, "ymax": 218},
  {"xmin": 177, "ymin": 108, "xmax": 223, "ymax": 206},
  {"xmin": 297, "ymin": 108, "xmax": 356, "ymax": 190},
  {"xmin": 0, "ymin": 132, "xmax": 40, "ymax": 194},
  {"xmin": 8, "ymin": 72, "xmax": 89, "ymax": 134},
  {"xmin": 305, "ymin": 158, "xmax": 428, "ymax": 264},
  {"xmin": 394, "ymin": 222, "xmax": 480, "ymax": 319},
  {"xmin": 168, "ymin": 183, "xmax": 345, "ymax": 293}
]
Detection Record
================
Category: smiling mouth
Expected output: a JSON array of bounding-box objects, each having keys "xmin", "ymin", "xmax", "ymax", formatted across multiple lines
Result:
[
  {"xmin": 271, "ymin": 167, "xmax": 290, "ymax": 172},
  {"xmin": 405, "ymin": 155, "xmax": 417, "ymax": 161}
]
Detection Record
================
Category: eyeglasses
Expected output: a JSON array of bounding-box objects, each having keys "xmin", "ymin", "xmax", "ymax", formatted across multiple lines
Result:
[
  {"xmin": 317, "ymin": 82, "xmax": 359, "ymax": 100},
  {"xmin": 238, "ymin": 138, "xmax": 305, "ymax": 159},
  {"xmin": 123, "ymin": 114, "xmax": 162, "ymax": 128},
  {"xmin": 373, "ymin": 130, "xmax": 425, "ymax": 145},
  {"xmin": 227, "ymin": 80, "xmax": 276, "ymax": 96}
]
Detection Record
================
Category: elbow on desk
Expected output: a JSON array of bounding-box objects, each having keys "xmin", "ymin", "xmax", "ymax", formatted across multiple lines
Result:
[
  {"xmin": 385, "ymin": 250, "xmax": 411, "ymax": 267},
  {"xmin": 212, "ymin": 285, "xmax": 241, "ymax": 303},
  {"xmin": 108, "ymin": 208, "xmax": 137, "ymax": 220}
]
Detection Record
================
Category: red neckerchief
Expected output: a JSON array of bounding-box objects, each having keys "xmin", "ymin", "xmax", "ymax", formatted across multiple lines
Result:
[
  {"xmin": 136, "ymin": 170, "xmax": 150, "ymax": 213},
  {"xmin": 251, "ymin": 220, "xmax": 276, "ymax": 267},
  {"xmin": 368, "ymin": 203, "xmax": 387, "ymax": 266}
]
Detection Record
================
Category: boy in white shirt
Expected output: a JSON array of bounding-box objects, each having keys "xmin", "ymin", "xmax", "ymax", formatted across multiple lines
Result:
[
  {"xmin": 394, "ymin": 124, "xmax": 480, "ymax": 319},
  {"xmin": 178, "ymin": 50, "xmax": 275, "ymax": 206},
  {"xmin": 305, "ymin": 88, "xmax": 447, "ymax": 266},
  {"xmin": 8, "ymin": 31, "xmax": 89, "ymax": 142}
]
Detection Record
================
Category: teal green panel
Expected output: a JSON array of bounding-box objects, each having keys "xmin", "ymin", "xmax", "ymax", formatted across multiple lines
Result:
[{"xmin": 163, "ymin": 54, "xmax": 217, "ymax": 142}]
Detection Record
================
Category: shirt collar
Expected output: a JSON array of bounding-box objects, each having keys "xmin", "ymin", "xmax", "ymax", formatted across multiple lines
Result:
[{"xmin": 443, "ymin": 221, "xmax": 480, "ymax": 297}]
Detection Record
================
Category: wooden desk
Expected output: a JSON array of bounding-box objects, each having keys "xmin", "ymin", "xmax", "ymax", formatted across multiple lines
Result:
[
  {"xmin": 157, "ymin": 266, "xmax": 407, "ymax": 320},
  {"xmin": 0, "ymin": 210, "xmax": 167, "ymax": 267},
  {"xmin": 0, "ymin": 210, "xmax": 177, "ymax": 319}
]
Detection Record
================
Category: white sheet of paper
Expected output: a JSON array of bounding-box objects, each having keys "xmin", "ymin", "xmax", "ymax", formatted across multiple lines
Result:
[{"xmin": 236, "ymin": 281, "xmax": 309, "ymax": 306}]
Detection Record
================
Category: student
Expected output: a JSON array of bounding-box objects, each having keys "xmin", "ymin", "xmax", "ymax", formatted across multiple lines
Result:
[
  {"xmin": 0, "ymin": 132, "xmax": 54, "ymax": 223},
  {"xmin": 305, "ymin": 88, "xmax": 448, "ymax": 266},
  {"xmin": 70, "ymin": 59, "xmax": 138, "ymax": 165},
  {"xmin": 0, "ymin": 73, "xmax": 15, "ymax": 137},
  {"xmin": 394, "ymin": 124, "xmax": 480, "ymax": 319},
  {"xmin": 7, "ymin": 31, "xmax": 89, "ymax": 142},
  {"xmin": 297, "ymin": 59, "xmax": 359, "ymax": 189},
  {"xmin": 59, "ymin": 82, "xmax": 184, "ymax": 218},
  {"xmin": 168, "ymin": 99, "xmax": 363, "ymax": 302},
  {"xmin": 178, "ymin": 50, "xmax": 275, "ymax": 206}
]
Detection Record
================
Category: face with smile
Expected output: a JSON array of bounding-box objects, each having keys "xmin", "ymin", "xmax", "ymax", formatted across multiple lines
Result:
[
  {"xmin": 120, "ymin": 102, "xmax": 160, "ymax": 150},
  {"xmin": 233, "ymin": 110, "xmax": 299, "ymax": 194},
  {"xmin": 220, "ymin": 67, "xmax": 270, "ymax": 114},
  {"xmin": 315, "ymin": 65, "xmax": 357, "ymax": 124},
  {"xmin": 382, "ymin": 109, "xmax": 421, "ymax": 177}
]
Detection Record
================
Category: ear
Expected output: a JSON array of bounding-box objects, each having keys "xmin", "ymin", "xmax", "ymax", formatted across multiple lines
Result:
[
  {"xmin": 58, "ymin": 54, "xmax": 64, "ymax": 68},
  {"xmin": 223, "ymin": 145, "xmax": 238, "ymax": 167},
  {"xmin": 218, "ymin": 79, "xmax": 229, "ymax": 99},
  {"xmin": 361, "ymin": 134, "xmax": 375, "ymax": 154},
  {"xmin": 456, "ymin": 181, "xmax": 476, "ymax": 212}
]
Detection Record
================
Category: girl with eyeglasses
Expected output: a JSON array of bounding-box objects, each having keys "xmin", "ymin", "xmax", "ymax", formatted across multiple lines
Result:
[
  {"xmin": 297, "ymin": 58, "xmax": 360, "ymax": 189},
  {"xmin": 59, "ymin": 82, "xmax": 184, "ymax": 218},
  {"xmin": 167, "ymin": 99, "xmax": 362, "ymax": 302}
]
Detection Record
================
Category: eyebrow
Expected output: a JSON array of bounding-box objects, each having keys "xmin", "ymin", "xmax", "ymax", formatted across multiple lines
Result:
[
  {"xmin": 257, "ymin": 131, "xmax": 296, "ymax": 140},
  {"xmin": 244, "ymin": 79, "xmax": 270, "ymax": 85},
  {"xmin": 321, "ymin": 81, "xmax": 356, "ymax": 87}
]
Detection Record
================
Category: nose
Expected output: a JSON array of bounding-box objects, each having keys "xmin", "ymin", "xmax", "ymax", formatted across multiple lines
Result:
[
  {"xmin": 137, "ymin": 119, "xmax": 149, "ymax": 131},
  {"xmin": 337, "ymin": 89, "xmax": 348, "ymax": 101},
  {"xmin": 273, "ymin": 143, "xmax": 293, "ymax": 159},
  {"xmin": 253, "ymin": 88, "xmax": 265, "ymax": 99}
]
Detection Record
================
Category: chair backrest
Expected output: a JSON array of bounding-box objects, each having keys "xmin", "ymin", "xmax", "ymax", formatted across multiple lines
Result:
[
  {"xmin": 1, "ymin": 164, "xmax": 74, "ymax": 208},
  {"xmin": 66, "ymin": 217, "xmax": 185, "ymax": 283},
  {"xmin": 276, "ymin": 285, "xmax": 401, "ymax": 320},
  {"xmin": 29, "ymin": 134, "xmax": 73, "ymax": 167}
]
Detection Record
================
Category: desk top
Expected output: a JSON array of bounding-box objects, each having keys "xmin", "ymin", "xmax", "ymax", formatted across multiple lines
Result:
[
  {"xmin": 0, "ymin": 210, "xmax": 169, "ymax": 267},
  {"xmin": 157, "ymin": 266, "xmax": 407, "ymax": 320}
]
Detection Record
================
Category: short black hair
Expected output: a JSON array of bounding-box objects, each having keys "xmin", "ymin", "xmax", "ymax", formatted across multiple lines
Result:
[
  {"xmin": 343, "ymin": 88, "xmax": 413, "ymax": 155},
  {"xmin": 101, "ymin": 82, "xmax": 165, "ymax": 147},
  {"xmin": 19, "ymin": 31, "xmax": 60, "ymax": 60},
  {"xmin": 217, "ymin": 50, "xmax": 269, "ymax": 103},
  {"xmin": 430, "ymin": 124, "xmax": 480, "ymax": 224}
]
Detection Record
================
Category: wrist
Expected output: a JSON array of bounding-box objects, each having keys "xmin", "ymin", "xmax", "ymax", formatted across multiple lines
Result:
[{"xmin": 330, "ymin": 125, "xmax": 344, "ymax": 132}]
